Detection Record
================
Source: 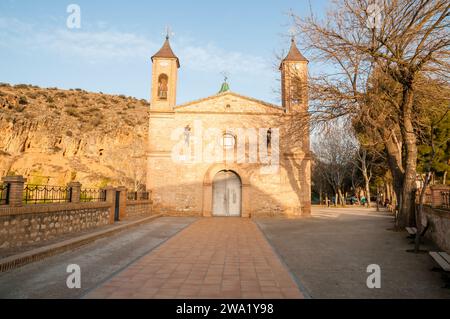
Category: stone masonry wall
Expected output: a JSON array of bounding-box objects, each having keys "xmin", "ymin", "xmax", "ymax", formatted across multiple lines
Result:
[
  {"xmin": 148, "ymin": 93, "xmax": 311, "ymax": 217},
  {"xmin": 422, "ymin": 206, "xmax": 450, "ymax": 253},
  {"xmin": 0, "ymin": 203, "xmax": 111, "ymax": 249},
  {"xmin": 125, "ymin": 200, "xmax": 152, "ymax": 219}
]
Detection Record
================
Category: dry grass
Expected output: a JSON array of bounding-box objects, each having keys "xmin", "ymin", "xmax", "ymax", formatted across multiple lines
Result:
[{"xmin": 0, "ymin": 83, "xmax": 150, "ymax": 132}]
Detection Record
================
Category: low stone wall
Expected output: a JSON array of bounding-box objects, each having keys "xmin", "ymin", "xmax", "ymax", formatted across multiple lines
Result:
[
  {"xmin": 422, "ymin": 206, "xmax": 450, "ymax": 253},
  {"xmin": 0, "ymin": 202, "xmax": 111, "ymax": 249},
  {"xmin": 125, "ymin": 200, "xmax": 153, "ymax": 219}
]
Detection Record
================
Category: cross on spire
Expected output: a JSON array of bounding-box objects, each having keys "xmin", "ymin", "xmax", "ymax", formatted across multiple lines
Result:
[
  {"xmin": 221, "ymin": 71, "xmax": 229, "ymax": 83},
  {"xmin": 164, "ymin": 26, "xmax": 174, "ymax": 40},
  {"xmin": 219, "ymin": 71, "xmax": 230, "ymax": 93},
  {"xmin": 288, "ymin": 26, "xmax": 297, "ymax": 41}
]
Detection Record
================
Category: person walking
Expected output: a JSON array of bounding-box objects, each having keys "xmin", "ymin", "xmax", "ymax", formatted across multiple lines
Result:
[{"xmin": 361, "ymin": 196, "xmax": 367, "ymax": 207}]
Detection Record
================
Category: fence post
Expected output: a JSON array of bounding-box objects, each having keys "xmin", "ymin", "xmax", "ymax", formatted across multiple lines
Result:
[
  {"xmin": 102, "ymin": 187, "xmax": 116, "ymax": 224},
  {"xmin": 117, "ymin": 186, "xmax": 127, "ymax": 220},
  {"xmin": 1, "ymin": 175, "xmax": 26, "ymax": 207},
  {"xmin": 430, "ymin": 185, "xmax": 449, "ymax": 208},
  {"xmin": 68, "ymin": 182, "xmax": 81, "ymax": 203}
]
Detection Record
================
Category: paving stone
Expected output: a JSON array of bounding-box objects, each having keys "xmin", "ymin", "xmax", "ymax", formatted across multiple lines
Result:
[
  {"xmin": 0, "ymin": 217, "xmax": 197, "ymax": 298},
  {"xmin": 87, "ymin": 218, "xmax": 303, "ymax": 299}
]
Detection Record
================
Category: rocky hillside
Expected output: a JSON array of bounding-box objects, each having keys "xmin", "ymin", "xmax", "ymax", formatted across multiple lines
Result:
[{"xmin": 0, "ymin": 83, "xmax": 149, "ymax": 190}]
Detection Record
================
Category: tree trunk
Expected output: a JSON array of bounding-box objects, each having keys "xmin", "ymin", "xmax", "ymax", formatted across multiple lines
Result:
[
  {"xmin": 385, "ymin": 182, "xmax": 391, "ymax": 204},
  {"xmin": 380, "ymin": 128, "xmax": 404, "ymax": 215},
  {"xmin": 364, "ymin": 177, "xmax": 371, "ymax": 207},
  {"xmin": 360, "ymin": 151, "xmax": 371, "ymax": 206},
  {"xmin": 376, "ymin": 185, "xmax": 380, "ymax": 212},
  {"xmin": 338, "ymin": 189, "xmax": 345, "ymax": 206},
  {"xmin": 398, "ymin": 88, "xmax": 418, "ymax": 228},
  {"xmin": 319, "ymin": 189, "xmax": 323, "ymax": 207}
]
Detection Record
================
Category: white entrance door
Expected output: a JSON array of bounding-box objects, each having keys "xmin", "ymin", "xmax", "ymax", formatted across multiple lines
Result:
[{"xmin": 212, "ymin": 171, "xmax": 241, "ymax": 216}]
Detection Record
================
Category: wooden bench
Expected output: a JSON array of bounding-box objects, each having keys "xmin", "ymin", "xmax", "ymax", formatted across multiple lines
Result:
[
  {"xmin": 405, "ymin": 217, "xmax": 429, "ymax": 239},
  {"xmin": 406, "ymin": 227, "xmax": 417, "ymax": 237},
  {"xmin": 405, "ymin": 217, "xmax": 430, "ymax": 253},
  {"xmin": 429, "ymin": 252, "xmax": 450, "ymax": 272},
  {"xmin": 429, "ymin": 252, "xmax": 450, "ymax": 288}
]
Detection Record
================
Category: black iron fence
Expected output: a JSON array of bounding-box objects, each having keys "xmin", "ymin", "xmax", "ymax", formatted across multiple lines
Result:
[
  {"xmin": 127, "ymin": 191, "xmax": 138, "ymax": 201},
  {"xmin": 23, "ymin": 184, "xmax": 71, "ymax": 204},
  {"xmin": 80, "ymin": 188, "xmax": 106, "ymax": 202},
  {"xmin": 0, "ymin": 180, "xmax": 147, "ymax": 206},
  {"xmin": 0, "ymin": 183, "xmax": 9, "ymax": 205},
  {"xmin": 127, "ymin": 191, "xmax": 150, "ymax": 201}
]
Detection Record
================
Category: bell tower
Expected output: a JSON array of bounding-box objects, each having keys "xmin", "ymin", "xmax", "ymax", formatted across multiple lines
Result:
[
  {"xmin": 280, "ymin": 38, "xmax": 308, "ymax": 113},
  {"xmin": 150, "ymin": 35, "xmax": 180, "ymax": 111}
]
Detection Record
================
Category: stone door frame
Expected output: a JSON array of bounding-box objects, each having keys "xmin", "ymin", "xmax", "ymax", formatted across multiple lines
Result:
[
  {"xmin": 202, "ymin": 164, "xmax": 250, "ymax": 218},
  {"xmin": 212, "ymin": 170, "xmax": 242, "ymax": 217}
]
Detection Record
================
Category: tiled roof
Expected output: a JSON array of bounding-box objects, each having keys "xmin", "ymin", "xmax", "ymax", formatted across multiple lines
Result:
[
  {"xmin": 282, "ymin": 38, "xmax": 308, "ymax": 63},
  {"xmin": 151, "ymin": 38, "xmax": 180, "ymax": 68}
]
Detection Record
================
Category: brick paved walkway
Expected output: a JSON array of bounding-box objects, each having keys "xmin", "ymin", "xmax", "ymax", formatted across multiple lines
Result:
[{"xmin": 86, "ymin": 218, "xmax": 303, "ymax": 299}]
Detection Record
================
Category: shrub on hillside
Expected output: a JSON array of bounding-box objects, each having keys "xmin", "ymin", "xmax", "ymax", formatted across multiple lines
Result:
[
  {"xmin": 65, "ymin": 102, "xmax": 77, "ymax": 108},
  {"xmin": 65, "ymin": 107, "xmax": 79, "ymax": 117},
  {"xmin": 90, "ymin": 117, "xmax": 103, "ymax": 126},
  {"xmin": 16, "ymin": 105, "xmax": 26, "ymax": 112},
  {"xmin": 18, "ymin": 96, "xmax": 28, "ymax": 105},
  {"xmin": 27, "ymin": 92, "xmax": 39, "ymax": 99}
]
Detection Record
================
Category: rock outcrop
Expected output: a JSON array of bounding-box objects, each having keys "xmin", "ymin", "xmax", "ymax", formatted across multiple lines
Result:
[{"xmin": 0, "ymin": 83, "xmax": 149, "ymax": 190}]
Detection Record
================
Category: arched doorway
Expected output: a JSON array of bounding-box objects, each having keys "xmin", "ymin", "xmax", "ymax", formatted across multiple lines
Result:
[{"xmin": 212, "ymin": 170, "xmax": 242, "ymax": 216}]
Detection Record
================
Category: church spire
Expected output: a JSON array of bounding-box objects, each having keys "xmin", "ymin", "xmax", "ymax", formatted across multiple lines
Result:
[
  {"xmin": 150, "ymin": 34, "xmax": 180, "ymax": 110},
  {"xmin": 279, "ymin": 37, "xmax": 308, "ymax": 113},
  {"xmin": 218, "ymin": 82, "xmax": 230, "ymax": 94},
  {"xmin": 151, "ymin": 36, "xmax": 180, "ymax": 68},
  {"xmin": 218, "ymin": 74, "xmax": 230, "ymax": 93},
  {"xmin": 280, "ymin": 38, "xmax": 308, "ymax": 69}
]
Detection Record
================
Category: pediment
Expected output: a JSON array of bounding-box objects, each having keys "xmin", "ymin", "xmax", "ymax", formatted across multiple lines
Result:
[{"xmin": 175, "ymin": 91, "xmax": 283, "ymax": 114}]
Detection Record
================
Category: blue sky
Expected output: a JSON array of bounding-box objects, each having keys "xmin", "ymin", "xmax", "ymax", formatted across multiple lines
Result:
[{"xmin": 0, "ymin": 0, "xmax": 329, "ymax": 104}]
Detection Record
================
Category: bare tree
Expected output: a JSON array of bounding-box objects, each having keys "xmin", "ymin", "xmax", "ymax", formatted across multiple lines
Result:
[
  {"xmin": 313, "ymin": 124, "xmax": 356, "ymax": 206},
  {"xmin": 113, "ymin": 138, "xmax": 148, "ymax": 191},
  {"xmin": 293, "ymin": 0, "xmax": 450, "ymax": 227},
  {"xmin": 311, "ymin": 152, "xmax": 335, "ymax": 206},
  {"xmin": 353, "ymin": 147, "xmax": 373, "ymax": 205}
]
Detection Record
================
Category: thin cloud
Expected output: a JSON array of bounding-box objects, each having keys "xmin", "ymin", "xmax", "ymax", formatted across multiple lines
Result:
[
  {"xmin": 0, "ymin": 16, "xmax": 271, "ymax": 74},
  {"xmin": 33, "ymin": 30, "xmax": 156, "ymax": 60},
  {"xmin": 179, "ymin": 43, "xmax": 270, "ymax": 75}
]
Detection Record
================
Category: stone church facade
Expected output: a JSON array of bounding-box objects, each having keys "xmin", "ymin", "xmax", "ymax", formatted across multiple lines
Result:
[{"xmin": 147, "ymin": 36, "xmax": 311, "ymax": 217}]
